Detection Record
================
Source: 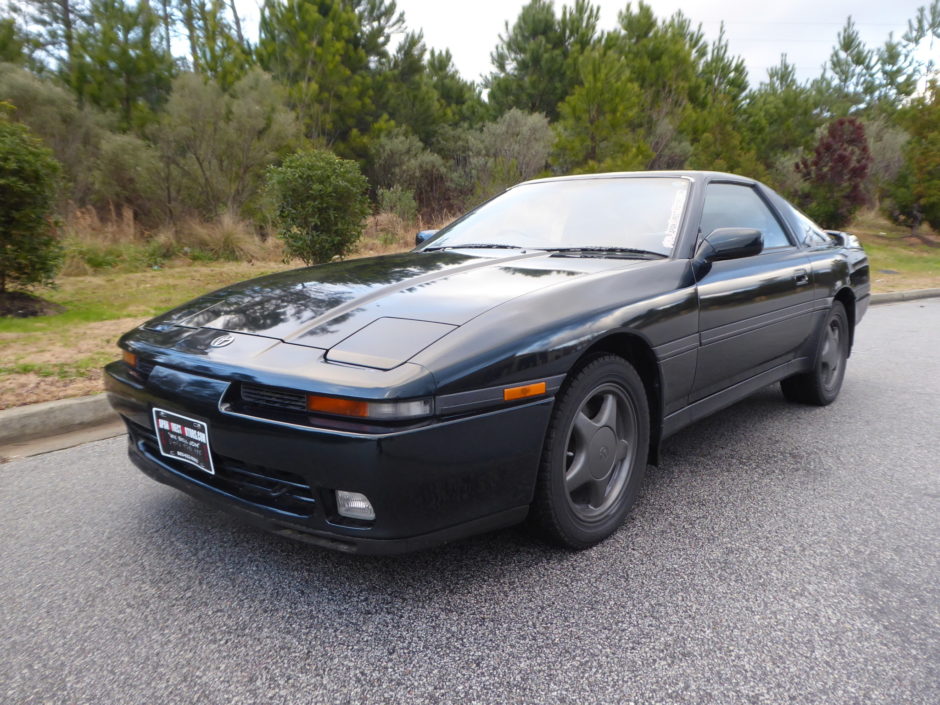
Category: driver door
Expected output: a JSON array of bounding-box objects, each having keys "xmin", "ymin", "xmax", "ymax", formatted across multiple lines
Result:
[{"xmin": 691, "ymin": 183, "xmax": 814, "ymax": 401}]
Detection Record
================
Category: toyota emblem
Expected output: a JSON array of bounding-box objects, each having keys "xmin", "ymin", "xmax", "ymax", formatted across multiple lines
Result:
[{"xmin": 209, "ymin": 333, "xmax": 235, "ymax": 348}]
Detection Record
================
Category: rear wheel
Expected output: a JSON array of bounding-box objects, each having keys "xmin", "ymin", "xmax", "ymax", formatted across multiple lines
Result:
[
  {"xmin": 531, "ymin": 355, "xmax": 650, "ymax": 549},
  {"xmin": 781, "ymin": 301, "xmax": 849, "ymax": 406}
]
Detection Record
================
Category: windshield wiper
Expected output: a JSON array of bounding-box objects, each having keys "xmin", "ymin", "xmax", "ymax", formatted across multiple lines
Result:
[
  {"xmin": 546, "ymin": 246, "xmax": 667, "ymax": 259},
  {"xmin": 424, "ymin": 243, "xmax": 527, "ymax": 251}
]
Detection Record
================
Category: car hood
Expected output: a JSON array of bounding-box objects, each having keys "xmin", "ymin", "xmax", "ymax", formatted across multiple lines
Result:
[{"xmin": 143, "ymin": 250, "xmax": 655, "ymax": 365}]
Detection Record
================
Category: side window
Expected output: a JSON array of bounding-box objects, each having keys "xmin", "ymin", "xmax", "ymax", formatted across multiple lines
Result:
[
  {"xmin": 700, "ymin": 184, "xmax": 792, "ymax": 250},
  {"xmin": 792, "ymin": 206, "xmax": 834, "ymax": 247}
]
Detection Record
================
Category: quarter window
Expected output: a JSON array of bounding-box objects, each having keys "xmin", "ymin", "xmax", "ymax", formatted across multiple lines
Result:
[
  {"xmin": 792, "ymin": 207, "xmax": 834, "ymax": 246},
  {"xmin": 700, "ymin": 184, "xmax": 792, "ymax": 249}
]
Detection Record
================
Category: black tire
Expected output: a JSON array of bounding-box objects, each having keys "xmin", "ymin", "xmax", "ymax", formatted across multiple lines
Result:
[
  {"xmin": 531, "ymin": 355, "xmax": 650, "ymax": 549},
  {"xmin": 781, "ymin": 301, "xmax": 849, "ymax": 406}
]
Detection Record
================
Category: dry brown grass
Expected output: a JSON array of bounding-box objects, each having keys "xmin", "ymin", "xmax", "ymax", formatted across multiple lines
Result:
[
  {"xmin": 355, "ymin": 212, "xmax": 455, "ymax": 257},
  {"xmin": 59, "ymin": 207, "xmax": 283, "ymax": 276},
  {"xmin": 156, "ymin": 213, "xmax": 283, "ymax": 262}
]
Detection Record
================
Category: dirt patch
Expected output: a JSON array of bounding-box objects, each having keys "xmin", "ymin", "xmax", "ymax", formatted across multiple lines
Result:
[
  {"xmin": 0, "ymin": 291, "xmax": 66, "ymax": 318},
  {"xmin": 0, "ymin": 317, "xmax": 145, "ymax": 410},
  {"xmin": 0, "ymin": 371, "xmax": 105, "ymax": 409}
]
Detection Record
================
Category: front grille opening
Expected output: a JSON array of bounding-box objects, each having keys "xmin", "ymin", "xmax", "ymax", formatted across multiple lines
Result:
[
  {"xmin": 241, "ymin": 383, "xmax": 306, "ymax": 412},
  {"xmin": 128, "ymin": 420, "xmax": 317, "ymax": 517}
]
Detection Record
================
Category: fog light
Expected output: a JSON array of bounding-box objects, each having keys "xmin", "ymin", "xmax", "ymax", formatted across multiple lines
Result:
[{"xmin": 336, "ymin": 490, "xmax": 375, "ymax": 521}]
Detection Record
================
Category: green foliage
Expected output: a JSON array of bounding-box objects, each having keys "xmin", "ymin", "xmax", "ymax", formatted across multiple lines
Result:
[
  {"xmin": 743, "ymin": 57, "xmax": 821, "ymax": 170},
  {"xmin": 153, "ymin": 69, "xmax": 301, "ymax": 221},
  {"xmin": 887, "ymin": 81, "xmax": 940, "ymax": 232},
  {"xmin": 0, "ymin": 0, "xmax": 937, "ymax": 256},
  {"xmin": 266, "ymin": 149, "xmax": 370, "ymax": 264},
  {"xmin": 257, "ymin": 0, "xmax": 372, "ymax": 145},
  {"xmin": 797, "ymin": 117, "xmax": 872, "ymax": 228},
  {"xmin": 182, "ymin": 0, "xmax": 250, "ymax": 88},
  {"xmin": 91, "ymin": 132, "xmax": 163, "ymax": 223},
  {"xmin": 688, "ymin": 94, "xmax": 764, "ymax": 178},
  {"xmin": 479, "ymin": 108, "xmax": 553, "ymax": 182},
  {"xmin": 370, "ymin": 129, "xmax": 456, "ymax": 215},
  {"xmin": 0, "ymin": 64, "xmax": 105, "ymax": 204},
  {"xmin": 0, "ymin": 113, "xmax": 63, "ymax": 292},
  {"xmin": 377, "ymin": 31, "xmax": 448, "ymax": 145},
  {"xmin": 427, "ymin": 49, "xmax": 486, "ymax": 126},
  {"xmin": 74, "ymin": 0, "xmax": 175, "ymax": 129},
  {"xmin": 0, "ymin": 18, "xmax": 31, "ymax": 65},
  {"xmin": 377, "ymin": 185, "xmax": 418, "ymax": 223},
  {"xmin": 553, "ymin": 46, "xmax": 649, "ymax": 173},
  {"xmin": 485, "ymin": 0, "xmax": 599, "ymax": 120}
]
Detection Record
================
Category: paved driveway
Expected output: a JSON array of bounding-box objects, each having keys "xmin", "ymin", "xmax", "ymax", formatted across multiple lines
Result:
[{"xmin": 2, "ymin": 298, "xmax": 938, "ymax": 705}]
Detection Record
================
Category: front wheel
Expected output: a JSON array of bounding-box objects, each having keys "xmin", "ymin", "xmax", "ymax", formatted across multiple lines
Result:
[
  {"xmin": 781, "ymin": 301, "xmax": 849, "ymax": 406},
  {"xmin": 531, "ymin": 355, "xmax": 650, "ymax": 549}
]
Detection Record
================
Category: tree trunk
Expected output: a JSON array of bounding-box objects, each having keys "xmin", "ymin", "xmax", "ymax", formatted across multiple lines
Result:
[
  {"xmin": 160, "ymin": 0, "xmax": 172, "ymax": 54},
  {"xmin": 227, "ymin": 0, "xmax": 244, "ymax": 46},
  {"xmin": 57, "ymin": 0, "xmax": 81, "ymax": 100},
  {"xmin": 179, "ymin": 0, "xmax": 200, "ymax": 71}
]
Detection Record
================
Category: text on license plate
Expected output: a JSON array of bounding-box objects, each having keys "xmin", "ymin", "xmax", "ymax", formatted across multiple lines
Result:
[{"xmin": 152, "ymin": 408, "xmax": 215, "ymax": 475}]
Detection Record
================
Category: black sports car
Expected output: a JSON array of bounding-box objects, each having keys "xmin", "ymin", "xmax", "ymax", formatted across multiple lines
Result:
[{"xmin": 105, "ymin": 171, "xmax": 870, "ymax": 553}]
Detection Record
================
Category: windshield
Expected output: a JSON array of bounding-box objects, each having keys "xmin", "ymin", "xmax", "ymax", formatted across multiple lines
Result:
[{"xmin": 425, "ymin": 177, "xmax": 690, "ymax": 256}]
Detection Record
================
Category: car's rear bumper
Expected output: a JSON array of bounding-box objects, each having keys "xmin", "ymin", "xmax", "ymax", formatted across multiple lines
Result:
[{"xmin": 104, "ymin": 361, "xmax": 553, "ymax": 554}]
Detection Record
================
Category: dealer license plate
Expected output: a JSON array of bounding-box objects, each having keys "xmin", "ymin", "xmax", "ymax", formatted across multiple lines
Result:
[{"xmin": 152, "ymin": 408, "xmax": 215, "ymax": 475}]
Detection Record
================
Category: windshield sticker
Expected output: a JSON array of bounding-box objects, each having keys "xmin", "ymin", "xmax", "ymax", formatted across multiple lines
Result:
[{"xmin": 663, "ymin": 183, "xmax": 688, "ymax": 249}]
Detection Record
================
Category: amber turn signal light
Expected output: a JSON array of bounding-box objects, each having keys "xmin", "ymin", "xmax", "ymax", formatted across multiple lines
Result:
[
  {"xmin": 503, "ymin": 381, "xmax": 547, "ymax": 402},
  {"xmin": 306, "ymin": 394, "xmax": 370, "ymax": 417},
  {"xmin": 122, "ymin": 350, "xmax": 137, "ymax": 368}
]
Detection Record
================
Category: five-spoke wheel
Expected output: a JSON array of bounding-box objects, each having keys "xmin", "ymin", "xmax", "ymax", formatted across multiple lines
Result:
[
  {"xmin": 532, "ymin": 355, "xmax": 649, "ymax": 548},
  {"xmin": 781, "ymin": 301, "xmax": 849, "ymax": 405}
]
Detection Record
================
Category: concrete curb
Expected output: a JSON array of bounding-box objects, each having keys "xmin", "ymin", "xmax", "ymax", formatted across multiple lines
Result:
[
  {"xmin": 870, "ymin": 288, "xmax": 940, "ymax": 305},
  {"xmin": 0, "ymin": 394, "xmax": 117, "ymax": 445},
  {"xmin": 1, "ymin": 288, "xmax": 938, "ymax": 447}
]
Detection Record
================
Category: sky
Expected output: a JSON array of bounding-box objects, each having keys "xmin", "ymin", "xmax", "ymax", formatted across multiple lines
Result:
[{"xmin": 235, "ymin": 0, "xmax": 936, "ymax": 86}]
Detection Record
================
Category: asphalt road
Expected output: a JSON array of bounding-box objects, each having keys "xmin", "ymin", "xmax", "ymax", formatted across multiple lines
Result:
[{"xmin": 2, "ymin": 299, "xmax": 938, "ymax": 705}]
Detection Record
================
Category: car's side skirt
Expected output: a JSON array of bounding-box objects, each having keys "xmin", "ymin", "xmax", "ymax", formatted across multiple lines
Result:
[{"xmin": 660, "ymin": 356, "xmax": 810, "ymax": 440}]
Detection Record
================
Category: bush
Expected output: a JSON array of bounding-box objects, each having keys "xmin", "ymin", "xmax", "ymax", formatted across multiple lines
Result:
[
  {"xmin": 889, "ymin": 81, "xmax": 940, "ymax": 233},
  {"xmin": 0, "ymin": 112, "xmax": 62, "ymax": 292},
  {"xmin": 371, "ymin": 130, "xmax": 456, "ymax": 218},
  {"xmin": 92, "ymin": 132, "xmax": 163, "ymax": 225},
  {"xmin": 0, "ymin": 64, "xmax": 104, "ymax": 205},
  {"xmin": 377, "ymin": 185, "xmax": 418, "ymax": 223},
  {"xmin": 266, "ymin": 150, "xmax": 370, "ymax": 264},
  {"xmin": 797, "ymin": 117, "xmax": 872, "ymax": 228}
]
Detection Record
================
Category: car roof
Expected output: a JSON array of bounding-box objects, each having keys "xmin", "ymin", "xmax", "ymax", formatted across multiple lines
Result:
[{"xmin": 519, "ymin": 170, "xmax": 759, "ymax": 187}]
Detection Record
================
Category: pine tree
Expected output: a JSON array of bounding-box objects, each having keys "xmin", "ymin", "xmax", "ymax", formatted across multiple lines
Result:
[
  {"xmin": 485, "ymin": 0, "xmax": 598, "ymax": 120},
  {"xmin": 75, "ymin": 0, "xmax": 174, "ymax": 128}
]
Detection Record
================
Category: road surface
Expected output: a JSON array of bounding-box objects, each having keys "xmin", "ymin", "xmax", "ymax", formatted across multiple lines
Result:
[{"xmin": 2, "ymin": 298, "xmax": 938, "ymax": 704}]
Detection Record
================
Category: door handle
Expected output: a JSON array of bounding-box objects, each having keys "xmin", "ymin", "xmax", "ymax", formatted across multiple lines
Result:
[{"xmin": 794, "ymin": 269, "xmax": 810, "ymax": 286}]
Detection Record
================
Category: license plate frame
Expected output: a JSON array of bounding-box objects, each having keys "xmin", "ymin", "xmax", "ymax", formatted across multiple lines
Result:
[{"xmin": 152, "ymin": 408, "xmax": 215, "ymax": 475}]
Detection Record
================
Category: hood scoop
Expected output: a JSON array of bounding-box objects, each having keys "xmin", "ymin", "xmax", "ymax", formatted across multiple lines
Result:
[{"xmin": 325, "ymin": 317, "xmax": 457, "ymax": 370}]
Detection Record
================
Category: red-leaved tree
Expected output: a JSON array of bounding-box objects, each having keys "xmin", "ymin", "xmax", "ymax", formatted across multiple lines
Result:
[{"xmin": 797, "ymin": 117, "xmax": 872, "ymax": 228}]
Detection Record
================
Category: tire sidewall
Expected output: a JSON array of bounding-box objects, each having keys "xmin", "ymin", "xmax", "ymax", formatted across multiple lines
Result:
[
  {"xmin": 816, "ymin": 302, "xmax": 849, "ymax": 404},
  {"xmin": 540, "ymin": 356, "xmax": 650, "ymax": 547}
]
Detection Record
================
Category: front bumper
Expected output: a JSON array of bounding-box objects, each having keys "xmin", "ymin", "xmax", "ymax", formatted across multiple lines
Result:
[{"xmin": 105, "ymin": 361, "xmax": 553, "ymax": 554}]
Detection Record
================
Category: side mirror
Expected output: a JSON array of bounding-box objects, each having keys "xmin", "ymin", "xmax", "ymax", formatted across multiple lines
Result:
[
  {"xmin": 415, "ymin": 229, "xmax": 438, "ymax": 246},
  {"xmin": 692, "ymin": 228, "xmax": 763, "ymax": 278}
]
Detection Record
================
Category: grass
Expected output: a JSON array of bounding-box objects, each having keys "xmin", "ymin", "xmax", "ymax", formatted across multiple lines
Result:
[
  {"xmin": 0, "ymin": 262, "xmax": 292, "ymax": 409},
  {"xmin": 848, "ymin": 210, "xmax": 940, "ymax": 292},
  {"xmin": 0, "ymin": 210, "xmax": 935, "ymax": 410}
]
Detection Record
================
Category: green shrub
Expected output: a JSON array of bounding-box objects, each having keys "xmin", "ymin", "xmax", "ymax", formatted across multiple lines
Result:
[
  {"xmin": 266, "ymin": 150, "xmax": 370, "ymax": 264},
  {"xmin": 377, "ymin": 185, "xmax": 418, "ymax": 223},
  {"xmin": 0, "ymin": 111, "xmax": 62, "ymax": 292}
]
